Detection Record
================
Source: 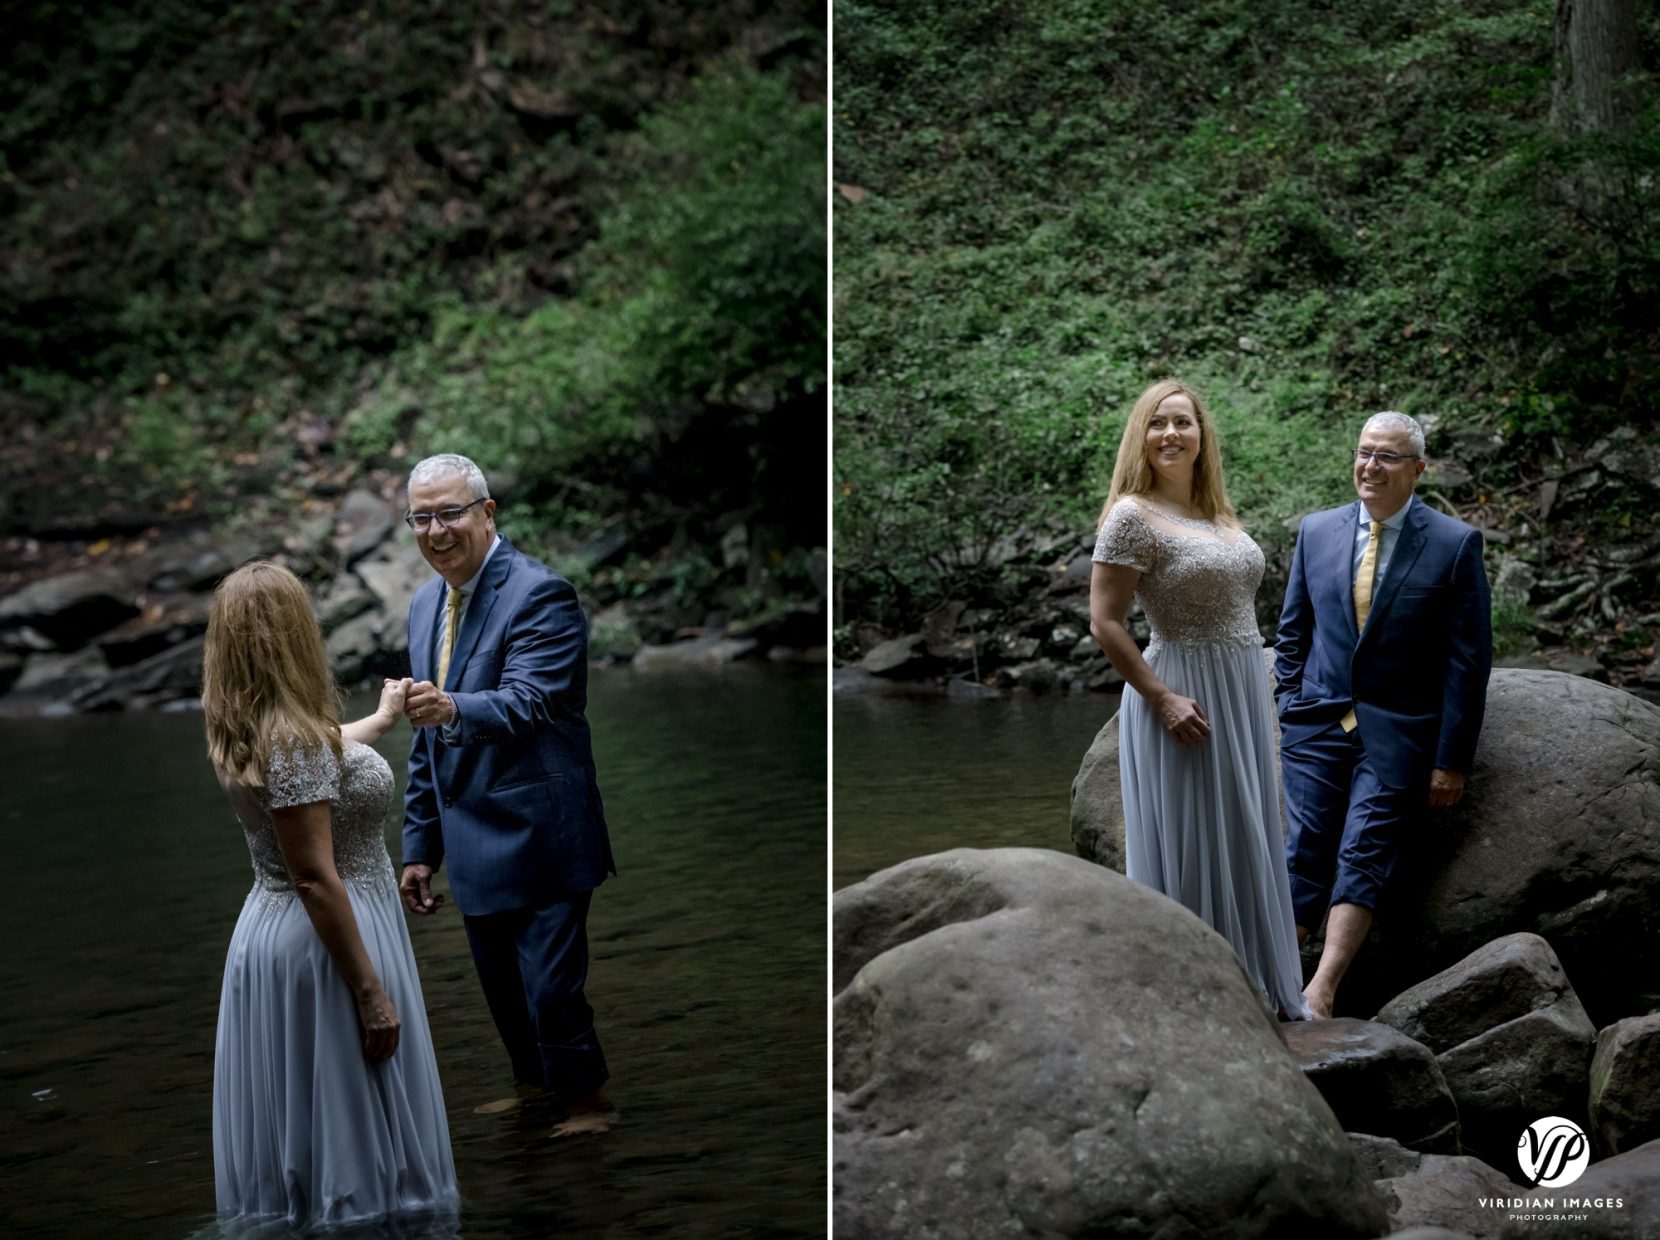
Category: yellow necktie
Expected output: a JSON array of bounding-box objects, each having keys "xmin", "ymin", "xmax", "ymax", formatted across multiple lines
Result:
[
  {"xmin": 436, "ymin": 588, "xmax": 464, "ymax": 690},
  {"xmin": 1341, "ymin": 520, "xmax": 1383, "ymax": 733}
]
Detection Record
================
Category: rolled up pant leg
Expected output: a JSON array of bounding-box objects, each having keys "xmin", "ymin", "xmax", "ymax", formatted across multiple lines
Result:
[
  {"xmin": 1330, "ymin": 756, "xmax": 1416, "ymax": 913},
  {"xmin": 1282, "ymin": 722, "xmax": 1364, "ymax": 930}
]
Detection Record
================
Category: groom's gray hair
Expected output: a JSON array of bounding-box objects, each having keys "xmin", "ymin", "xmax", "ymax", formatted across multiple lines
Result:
[
  {"xmin": 1364, "ymin": 411, "xmax": 1425, "ymax": 458},
  {"xmin": 408, "ymin": 453, "xmax": 490, "ymax": 500}
]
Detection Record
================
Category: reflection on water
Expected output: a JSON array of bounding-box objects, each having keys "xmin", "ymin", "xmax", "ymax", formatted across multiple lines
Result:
[
  {"xmin": 832, "ymin": 690, "xmax": 1118, "ymax": 889},
  {"xmin": 0, "ymin": 665, "xmax": 825, "ymax": 1239}
]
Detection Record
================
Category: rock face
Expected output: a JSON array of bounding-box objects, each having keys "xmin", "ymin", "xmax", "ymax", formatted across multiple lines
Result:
[
  {"xmin": 1071, "ymin": 670, "xmax": 1660, "ymax": 1024},
  {"xmin": 859, "ymin": 633, "xmax": 928, "ymax": 677},
  {"xmin": 1589, "ymin": 1015, "xmax": 1660, "ymax": 1157},
  {"xmin": 0, "ymin": 569, "xmax": 140, "ymax": 649},
  {"xmin": 1374, "ymin": 1147, "xmax": 1516, "ymax": 1240},
  {"xmin": 332, "ymin": 487, "xmax": 398, "ymax": 566},
  {"xmin": 631, "ymin": 635, "xmax": 759, "ymax": 670},
  {"xmin": 1070, "ymin": 701, "xmax": 1131, "ymax": 872},
  {"xmin": 1284, "ymin": 1018, "xmax": 1460, "ymax": 1154},
  {"xmin": 0, "ymin": 495, "xmax": 823, "ymax": 712},
  {"xmin": 833, "ymin": 847, "xmax": 1389, "ymax": 1239},
  {"xmin": 1496, "ymin": 1138, "xmax": 1660, "ymax": 1239},
  {"xmin": 1375, "ymin": 934, "xmax": 1597, "ymax": 1179}
]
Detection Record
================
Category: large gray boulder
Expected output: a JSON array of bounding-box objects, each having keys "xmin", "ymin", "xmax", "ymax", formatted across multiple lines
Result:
[
  {"xmin": 1071, "ymin": 670, "xmax": 1660, "ymax": 1023},
  {"xmin": 1349, "ymin": 1133, "xmax": 1425, "ymax": 1180},
  {"xmin": 355, "ymin": 539, "xmax": 432, "ymax": 616},
  {"xmin": 1375, "ymin": 1148, "xmax": 1515, "ymax": 1240},
  {"xmin": 1496, "ymin": 1138, "xmax": 1660, "ymax": 1239},
  {"xmin": 1284, "ymin": 1019, "xmax": 1460, "ymax": 1154},
  {"xmin": 632, "ymin": 635, "xmax": 759, "ymax": 669},
  {"xmin": 333, "ymin": 487, "xmax": 398, "ymax": 566},
  {"xmin": 860, "ymin": 633, "xmax": 929, "ymax": 677},
  {"xmin": 833, "ymin": 848, "xmax": 1389, "ymax": 1239},
  {"xmin": 1375, "ymin": 934, "xmax": 1596, "ymax": 1179},
  {"xmin": 326, "ymin": 611, "xmax": 386, "ymax": 685},
  {"xmin": 0, "ymin": 568, "xmax": 140, "ymax": 649},
  {"xmin": 1589, "ymin": 1015, "xmax": 1660, "ymax": 1157}
]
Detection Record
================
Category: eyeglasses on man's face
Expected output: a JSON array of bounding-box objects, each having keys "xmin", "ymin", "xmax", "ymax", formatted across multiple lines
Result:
[
  {"xmin": 405, "ymin": 497, "xmax": 489, "ymax": 532},
  {"xmin": 1353, "ymin": 448, "xmax": 1419, "ymax": 468}
]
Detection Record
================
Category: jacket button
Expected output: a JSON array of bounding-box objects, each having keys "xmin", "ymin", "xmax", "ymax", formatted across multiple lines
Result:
[{"xmin": 442, "ymin": 797, "xmax": 453, "ymax": 808}]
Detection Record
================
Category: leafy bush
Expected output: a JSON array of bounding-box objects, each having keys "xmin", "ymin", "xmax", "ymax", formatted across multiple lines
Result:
[
  {"xmin": 834, "ymin": 0, "xmax": 1659, "ymax": 628},
  {"xmin": 3, "ymin": 2, "xmax": 826, "ymax": 578}
]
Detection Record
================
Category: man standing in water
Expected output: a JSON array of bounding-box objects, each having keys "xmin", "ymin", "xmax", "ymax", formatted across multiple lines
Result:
[
  {"xmin": 1274, "ymin": 412, "xmax": 1491, "ymax": 1018},
  {"xmin": 398, "ymin": 452, "xmax": 617, "ymax": 1135}
]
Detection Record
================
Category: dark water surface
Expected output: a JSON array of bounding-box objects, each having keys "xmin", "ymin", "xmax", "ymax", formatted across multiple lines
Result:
[
  {"xmin": 0, "ymin": 666, "xmax": 825, "ymax": 1239},
  {"xmin": 831, "ymin": 690, "xmax": 1118, "ymax": 890}
]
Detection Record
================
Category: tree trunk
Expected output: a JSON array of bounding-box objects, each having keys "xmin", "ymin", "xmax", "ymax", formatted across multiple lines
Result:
[{"xmin": 1552, "ymin": 0, "xmax": 1640, "ymax": 134}]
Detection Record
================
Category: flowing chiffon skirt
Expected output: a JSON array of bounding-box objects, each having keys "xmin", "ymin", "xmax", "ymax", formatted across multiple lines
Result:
[
  {"xmin": 1120, "ymin": 636, "xmax": 1311, "ymax": 1019},
  {"xmin": 212, "ymin": 870, "xmax": 460, "ymax": 1229}
]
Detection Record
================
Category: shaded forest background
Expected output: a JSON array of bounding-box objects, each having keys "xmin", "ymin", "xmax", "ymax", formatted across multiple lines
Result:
[
  {"xmin": 834, "ymin": 0, "xmax": 1660, "ymax": 689},
  {"xmin": 2, "ymin": 0, "xmax": 825, "ymax": 647}
]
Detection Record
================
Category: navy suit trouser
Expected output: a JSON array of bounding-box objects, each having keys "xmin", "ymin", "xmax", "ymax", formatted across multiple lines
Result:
[
  {"xmin": 1282, "ymin": 721, "xmax": 1420, "ymax": 931},
  {"xmin": 463, "ymin": 891, "xmax": 608, "ymax": 1098}
]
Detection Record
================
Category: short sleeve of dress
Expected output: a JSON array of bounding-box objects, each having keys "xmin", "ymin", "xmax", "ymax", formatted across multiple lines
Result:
[
  {"xmin": 1093, "ymin": 500, "xmax": 1156, "ymax": 573},
  {"xmin": 266, "ymin": 737, "xmax": 341, "ymax": 810}
]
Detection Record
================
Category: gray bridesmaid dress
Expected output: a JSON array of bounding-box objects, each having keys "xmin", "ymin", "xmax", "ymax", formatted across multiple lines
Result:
[
  {"xmin": 212, "ymin": 738, "xmax": 459, "ymax": 1228},
  {"xmin": 1094, "ymin": 498, "xmax": 1310, "ymax": 1019}
]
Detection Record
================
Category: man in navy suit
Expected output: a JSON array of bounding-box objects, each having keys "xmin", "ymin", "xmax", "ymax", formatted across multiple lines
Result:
[
  {"xmin": 398, "ymin": 453, "xmax": 616, "ymax": 1132},
  {"xmin": 1274, "ymin": 412, "xmax": 1491, "ymax": 1018}
]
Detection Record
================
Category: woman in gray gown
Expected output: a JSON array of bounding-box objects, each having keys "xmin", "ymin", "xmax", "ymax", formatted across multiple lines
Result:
[
  {"xmin": 1088, "ymin": 380, "xmax": 1310, "ymax": 1020},
  {"xmin": 203, "ymin": 561, "xmax": 459, "ymax": 1227}
]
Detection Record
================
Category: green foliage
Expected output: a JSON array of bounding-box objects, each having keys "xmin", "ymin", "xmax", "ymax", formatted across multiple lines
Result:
[
  {"xmin": 1489, "ymin": 594, "xmax": 1537, "ymax": 660},
  {"xmin": 3, "ymin": 2, "xmax": 826, "ymax": 592},
  {"xmin": 355, "ymin": 69, "xmax": 827, "ymax": 497},
  {"xmin": 600, "ymin": 71, "xmax": 827, "ymax": 399},
  {"xmin": 834, "ymin": 0, "xmax": 1660, "ymax": 625}
]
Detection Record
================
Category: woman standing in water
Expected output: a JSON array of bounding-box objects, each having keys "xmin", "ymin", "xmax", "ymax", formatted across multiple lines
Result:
[{"xmin": 204, "ymin": 560, "xmax": 459, "ymax": 1226}]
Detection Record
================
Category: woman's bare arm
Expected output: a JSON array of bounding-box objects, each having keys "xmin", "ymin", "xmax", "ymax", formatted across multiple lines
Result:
[{"xmin": 340, "ymin": 678, "xmax": 413, "ymax": 746}]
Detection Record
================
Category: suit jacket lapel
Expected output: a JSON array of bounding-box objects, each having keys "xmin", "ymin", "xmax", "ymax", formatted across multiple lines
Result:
[
  {"xmin": 441, "ymin": 539, "xmax": 512, "ymax": 690},
  {"xmin": 411, "ymin": 578, "xmax": 444, "ymax": 683},
  {"xmin": 1365, "ymin": 498, "xmax": 1429, "ymax": 634},
  {"xmin": 1337, "ymin": 503, "xmax": 1362, "ymax": 647}
]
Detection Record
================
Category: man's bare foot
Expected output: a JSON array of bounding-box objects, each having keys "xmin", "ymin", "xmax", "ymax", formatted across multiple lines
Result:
[
  {"xmin": 550, "ymin": 1089, "xmax": 617, "ymax": 1139},
  {"xmin": 474, "ymin": 1085, "xmax": 549, "ymax": 1116},
  {"xmin": 1303, "ymin": 985, "xmax": 1335, "ymax": 1020}
]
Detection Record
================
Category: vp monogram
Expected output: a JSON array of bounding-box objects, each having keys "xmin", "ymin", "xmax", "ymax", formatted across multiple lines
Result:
[{"xmin": 1517, "ymin": 1116, "xmax": 1590, "ymax": 1188}]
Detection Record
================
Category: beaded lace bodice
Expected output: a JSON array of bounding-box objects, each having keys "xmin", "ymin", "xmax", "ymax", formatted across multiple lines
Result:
[
  {"xmin": 1092, "ymin": 497, "xmax": 1264, "ymax": 649},
  {"xmin": 221, "ymin": 740, "xmax": 397, "ymax": 897}
]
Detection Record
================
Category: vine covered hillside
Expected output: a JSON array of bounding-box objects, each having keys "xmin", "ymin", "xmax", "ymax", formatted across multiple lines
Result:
[
  {"xmin": 834, "ymin": 0, "xmax": 1660, "ymax": 687},
  {"xmin": 3, "ymin": 0, "xmax": 826, "ymax": 638}
]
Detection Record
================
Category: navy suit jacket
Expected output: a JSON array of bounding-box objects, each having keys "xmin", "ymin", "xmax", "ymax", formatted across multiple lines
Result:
[
  {"xmin": 402, "ymin": 538, "xmax": 614, "ymax": 915},
  {"xmin": 1274, "ymin": 498, "xmax": 1492, "ymax": 790}
]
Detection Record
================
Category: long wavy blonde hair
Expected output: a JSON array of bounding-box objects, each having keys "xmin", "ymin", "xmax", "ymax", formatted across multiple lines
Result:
[
  {"xmin": 1098, "ymin": 379, "xmax": 1239, "ymax": 531},
  {"xmin": 202, "ymin": 561, "xmax": 342, "ymax": 786}
]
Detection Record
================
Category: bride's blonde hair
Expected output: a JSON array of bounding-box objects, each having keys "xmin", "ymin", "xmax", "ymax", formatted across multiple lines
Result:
[
  {"xmin": 1098, "ymin": 378, "xmax": 1238, "ymax": 531},
  {"xmin": 202, "ymin": 561, "xmax": 341, "ymax": 786}
]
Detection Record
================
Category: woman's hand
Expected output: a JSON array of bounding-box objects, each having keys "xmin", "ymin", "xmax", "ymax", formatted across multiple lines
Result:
[
  {"xmin": 376, "ymin": 677, "xmax": 413, "ymax": 724},
  {"xmin": 1157, "ymin": 691, "xmax": 1211, "ymax": 745},
  {"xmin": 356, "ymin": 984, "xmax": 402, "ymax": 1061}
]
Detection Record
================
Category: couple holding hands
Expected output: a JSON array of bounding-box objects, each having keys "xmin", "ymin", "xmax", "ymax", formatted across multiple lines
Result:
[
  {"xmin": 202, "ymin": 453, "xmax": 614, "ymax": 1228},
  {"xmin": 1089, "ymin": 380, "xmax": 1493, "ymax": 1022}
]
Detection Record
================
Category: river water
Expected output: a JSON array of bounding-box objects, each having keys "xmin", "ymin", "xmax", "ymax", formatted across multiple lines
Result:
[
  {"xmin": 0, "ymin": 665, "xmax": 825, "ymax": 1239},
  {"xmin": 832, "ymin": 690, "xmax": 1119, "ymax": 890}
]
